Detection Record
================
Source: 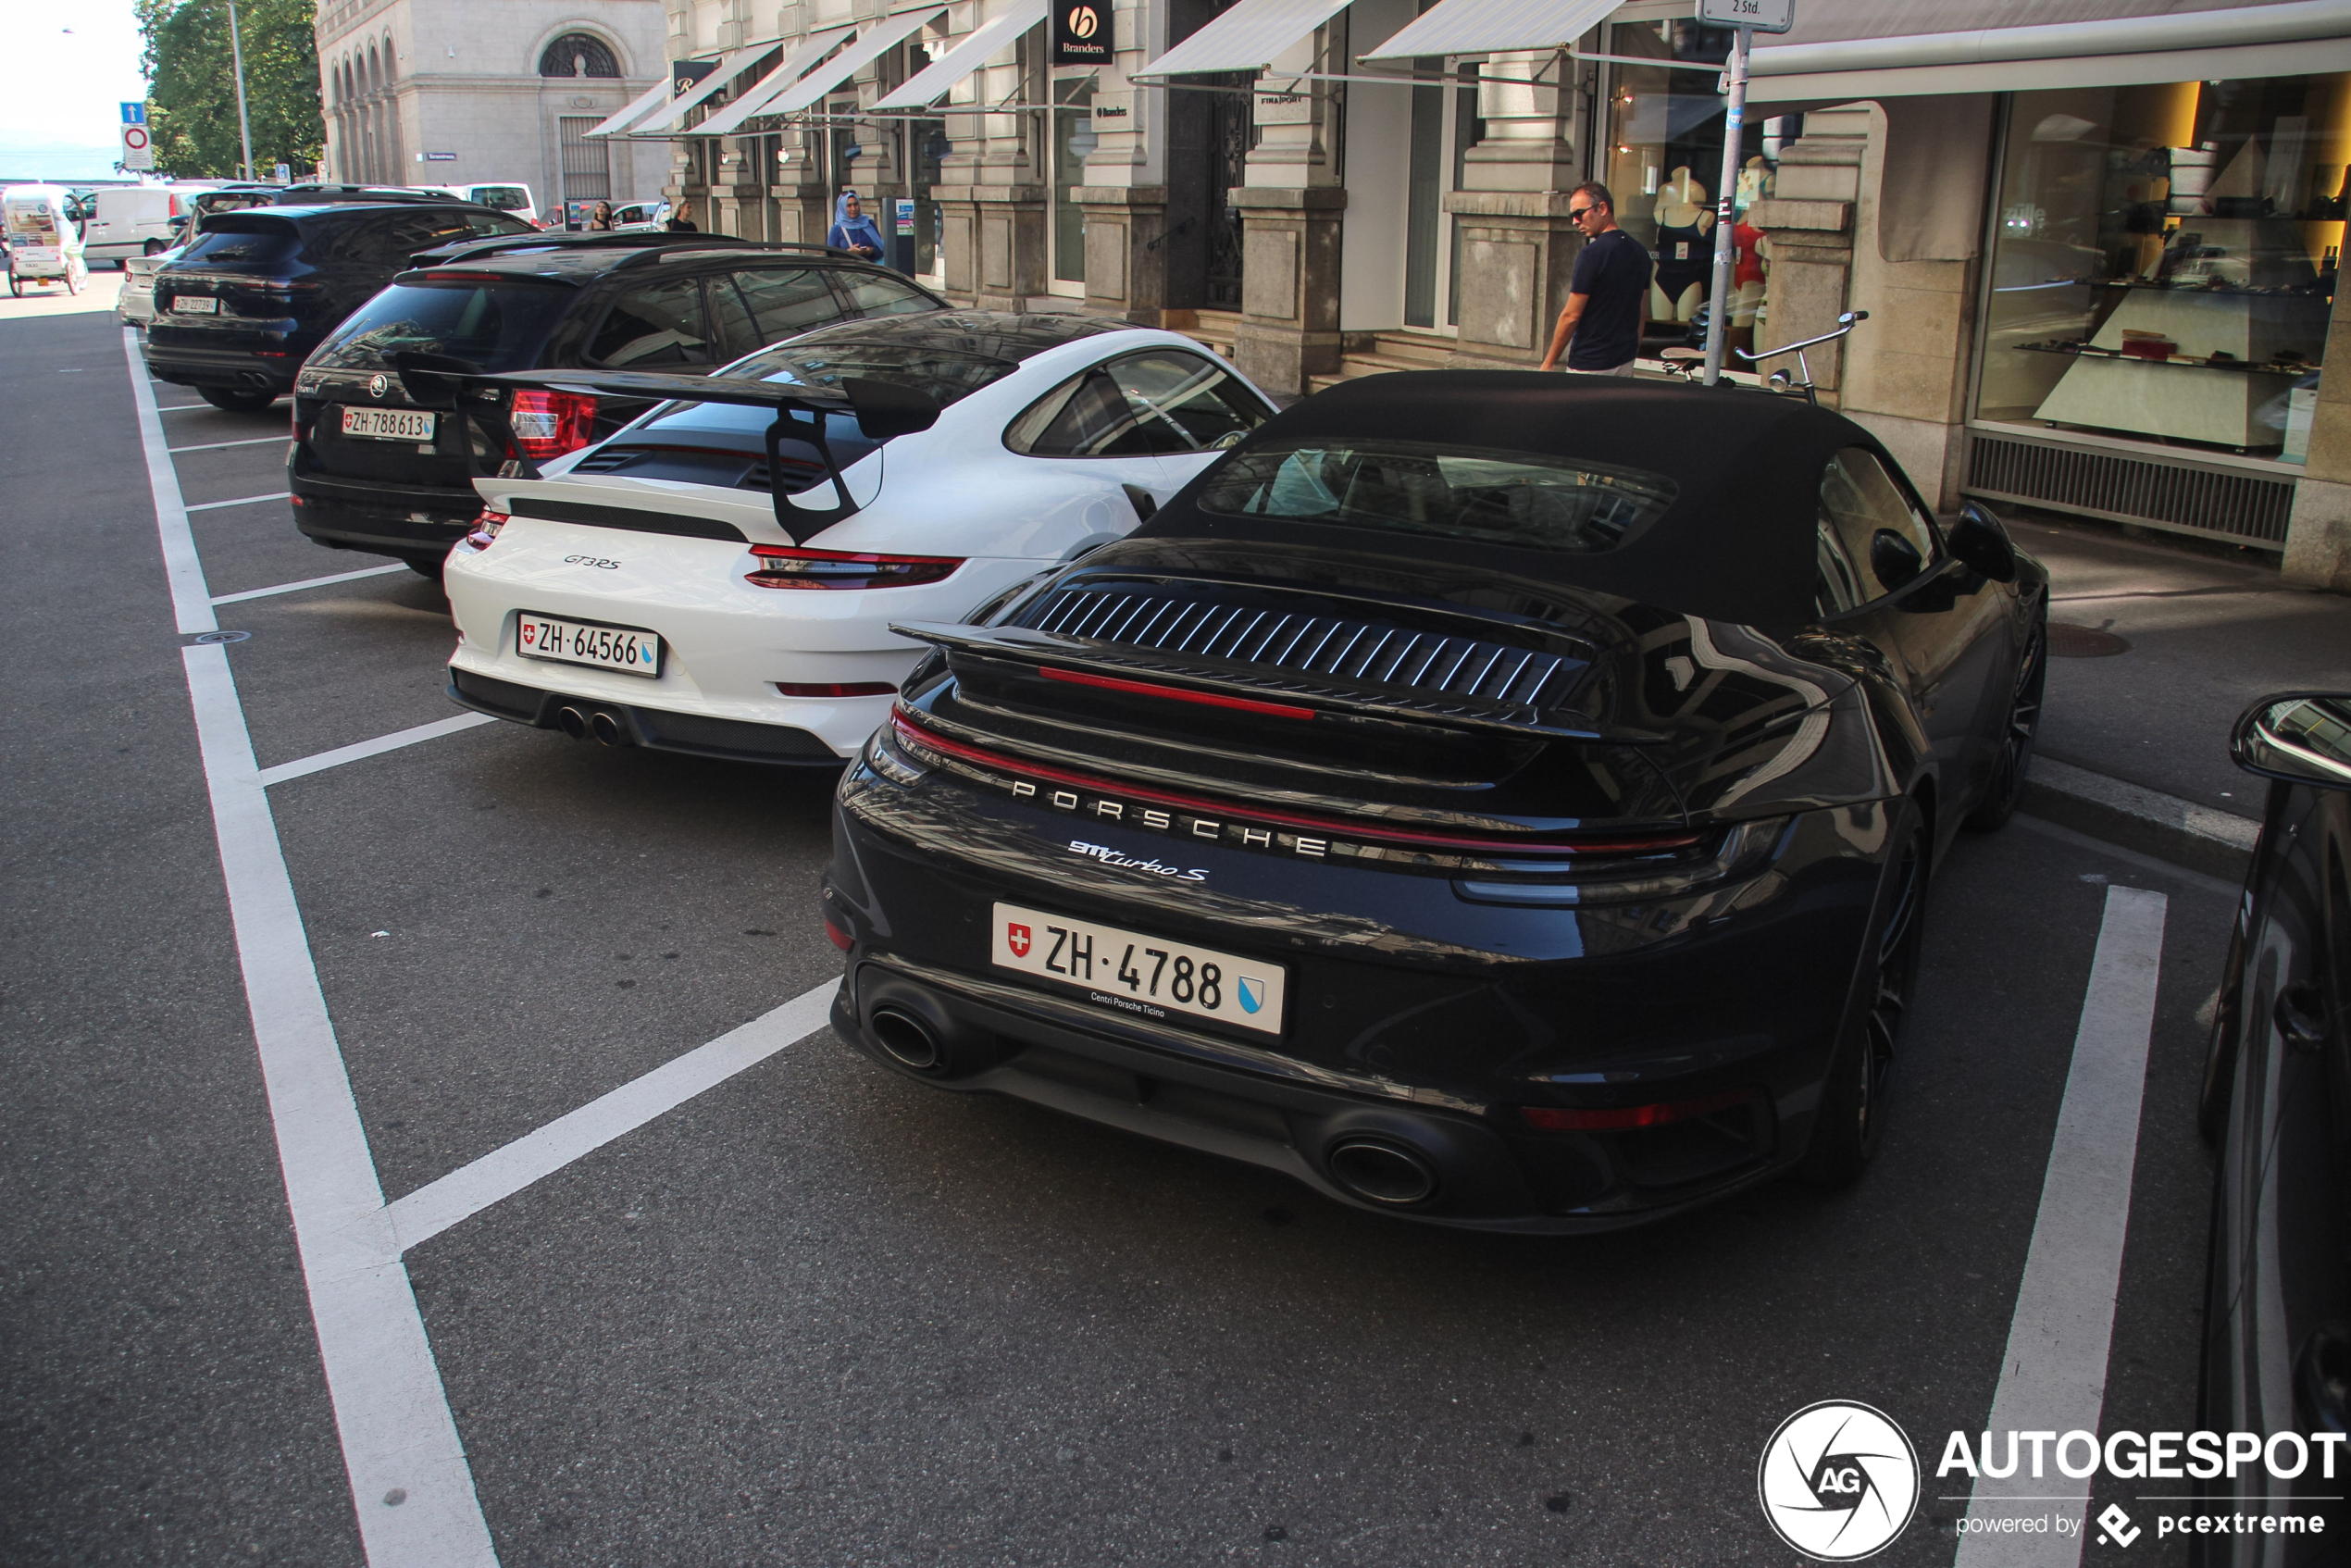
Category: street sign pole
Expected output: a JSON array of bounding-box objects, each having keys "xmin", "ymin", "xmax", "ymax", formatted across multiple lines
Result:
[
  {"xmin": 227, "ymin": 0, "xmax": 255, "ymax": 181},
  {"xmin": 1700, "ymin": 24, "xmax": 1749, "ymax": 387}
]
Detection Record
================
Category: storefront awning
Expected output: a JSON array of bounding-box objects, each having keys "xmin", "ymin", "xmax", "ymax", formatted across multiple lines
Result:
[
  {"xmin": 766, "ymin": 7, "xmax": 949, "ymax": 118},
  {"xmin": 1749, "ymin": 0, "xmax": 2351, "ymax": 100},
  {"xmin": 618, "ymin": 45, "xmax": 776, "ymax": 135},
  {"xmin": 584, "ymin": 78, "xmax": 678, "ymax": 140},
  {"xmin": 872, "ymin": 0, "xmax": 1048, "ymax": 111},
  {"xmin": 1132, "ymin": 0, "xmax": 1356, "ymax": 79},
  {"xmin": 693, "ymin": 26, "xmax": 858, "ymax": 137},
  {"xmin": 1358, "ymin": 0, "xmax": 1616, "ymax": 64}
]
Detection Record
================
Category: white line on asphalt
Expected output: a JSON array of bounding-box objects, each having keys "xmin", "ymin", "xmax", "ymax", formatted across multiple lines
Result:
[
  {"xmin": 189, "ymin": 491, "xmax": 292, "ymax": 512},
  {"xmin": 129, "ymin": 329, "xmax": 502, "ymax": 1567},
  {"xmin": 213, "ymin": 563, "xmax": 407, "ymax": 604},
  {"xmin": 257, "ymin": 714, "xmax": 500, "ymax": 787},
  {"xmin": 387, "ymin": 982, "xmax": 839, "ymax": 1253},
  {"xmin": 2011, "ymin": 814, "xmax": 2240, "ymax": 901},
  {"xmin": 1955, "ymin": 884, "xmax": 2169, "ymax": 1567},
  {"xmin": 122, "ymin": 328, "xmax": 214, "ymax": 635},
  {"xmin": 168, "ymin": 434, "xmax": 287, "ymax": 453}
]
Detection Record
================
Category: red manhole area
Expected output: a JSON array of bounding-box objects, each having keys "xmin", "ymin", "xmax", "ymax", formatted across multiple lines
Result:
[{"xmin": 2047, "ymin": 622, "xmax": 2132, "ymax": 658}]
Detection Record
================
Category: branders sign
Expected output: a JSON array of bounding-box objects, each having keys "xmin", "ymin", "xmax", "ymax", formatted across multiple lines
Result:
[{"xmin": 1052, "ymin": 1, "xmax": 1112, "ymax": 65}]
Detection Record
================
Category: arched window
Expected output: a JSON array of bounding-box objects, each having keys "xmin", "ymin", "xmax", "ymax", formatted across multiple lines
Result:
[{"xmin": 539, "ymin": 33, "xmax": 621, "ymax": 77}]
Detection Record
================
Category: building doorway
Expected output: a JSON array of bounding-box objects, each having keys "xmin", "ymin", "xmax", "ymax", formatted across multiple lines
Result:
[
  {"xmin": 1163, "ymin": 0, "xmax": 1254, "ymax": 313},
  {"xmin": 557, "ymin": 115, "xmax": 612, "ymax": 223},
  {"xmin": 1048, "ymin": 76, "xmax": 1096, "ymax": 295},
  {"xmin": 1402, "ymin": 65, "xmax": 1477, "ymax": 331}
]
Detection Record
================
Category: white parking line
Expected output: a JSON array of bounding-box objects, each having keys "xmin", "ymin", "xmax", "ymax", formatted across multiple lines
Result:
[
  {"xmin": 388, "ymin": 982, "xmax": 838, "ymax": 1253},
  {"xmin": 1955, "ymin": 884, "xmax": 2169, "ymax": 1565},
  {"xmin": 213, "ymin": 563, "xmax": 407, "ymax": 604},
  {"xmin": 168, "ymin": 434, "xmax": 287, "ymax": 454},
  {"xmin": 127, "ymin": 329, "xmax": 501, "ymax": 1567},
  {"xmin": 257, "ymin": 714, "xmax": 500, "ymax": 787},
  {"xmin": 189, "ymin": 491, "xmax": 292, "ymax": 512}
]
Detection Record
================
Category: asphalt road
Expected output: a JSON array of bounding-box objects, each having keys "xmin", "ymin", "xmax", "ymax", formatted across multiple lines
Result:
[{"xmin": 2, "ymin": 296, "xmax": 2245, "ymax": 1567}]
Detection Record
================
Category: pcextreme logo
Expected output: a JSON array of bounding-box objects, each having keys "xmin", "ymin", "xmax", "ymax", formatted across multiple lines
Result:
[{"xmin": 1758, "ymin": 1401, "xmax": 1922, "ymax": 1562}]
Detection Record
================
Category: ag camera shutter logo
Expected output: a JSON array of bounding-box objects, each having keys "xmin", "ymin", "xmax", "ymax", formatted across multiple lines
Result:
[{"xmin": 1758, "ymin": 1400, "xmax": 1921, "ymax": 1561}]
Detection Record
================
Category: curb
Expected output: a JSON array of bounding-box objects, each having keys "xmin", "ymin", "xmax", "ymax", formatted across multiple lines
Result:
[{"xmin": 2021, "ymin": 757, "xmax": 2258, "ymax": 884}]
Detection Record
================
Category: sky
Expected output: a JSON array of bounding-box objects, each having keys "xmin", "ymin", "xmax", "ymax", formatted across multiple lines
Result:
[{"xmin": 0, "ymin": 0, "xmax": 154, "ymax": 181}]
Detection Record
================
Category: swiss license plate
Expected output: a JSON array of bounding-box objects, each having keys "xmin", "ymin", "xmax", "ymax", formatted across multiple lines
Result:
[
  {"xmin": 170, "ymin": 294, "xmax": 218, "ymax": 314},
  {"xmin": 516, "ymin": 613, "xmax": 662, "ymax": 678},
  {"xmin": 340, "ymin": 405, "xmax": 436, "ymax": 442},
  {"xmin": 990, "ymin": 901, "xmax": 1287, "ymax": 1035}
]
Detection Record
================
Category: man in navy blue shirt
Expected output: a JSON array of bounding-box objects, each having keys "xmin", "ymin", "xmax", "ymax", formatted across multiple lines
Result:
[{"xmin": 1536, "ymin": 181, "xmax": 1650, "ymax": 376}]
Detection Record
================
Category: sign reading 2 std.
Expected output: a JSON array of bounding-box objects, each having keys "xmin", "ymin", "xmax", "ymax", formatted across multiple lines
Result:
[
  {"xmin": 1052, "ymin": 0, "xmax": 1112, "ymax": 65},
  {"xmin": 1695, "ymin": 0, "xmax": 1795, "ymax": 32}
]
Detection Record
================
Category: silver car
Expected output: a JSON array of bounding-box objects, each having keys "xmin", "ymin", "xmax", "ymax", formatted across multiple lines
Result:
[{"xmin": 118, "ymin": 242, "xmax": 184, "ymax": 329}]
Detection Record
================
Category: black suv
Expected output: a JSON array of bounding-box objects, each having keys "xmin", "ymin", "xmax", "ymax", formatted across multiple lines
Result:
[
  {"xmin": 144, "ymin": 202, "xmax": 534, "ymax": 411},
  {"xmin": 286, "ymin": 234, "xmax": 948, "ymax": 576}
]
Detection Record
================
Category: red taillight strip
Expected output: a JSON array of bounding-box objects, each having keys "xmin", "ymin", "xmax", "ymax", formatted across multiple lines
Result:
[
  {"xmin": 1519, "ymin": 1088, "xmax": 1760, "ymax": 1132},
  {"xmin": 748, "ymin": 546, "xmax": 963, "ymax": 566},
  {"xmin": 888, "ymin": 709, "xmax": 1698, "ymax": 857},
  {"xmin": 1039, "ymin": 666, "xmax": 1316, "ymax": 721}
]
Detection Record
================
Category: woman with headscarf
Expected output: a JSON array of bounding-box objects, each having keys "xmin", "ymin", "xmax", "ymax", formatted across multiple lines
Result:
[{"xmin": 827, "ymin": 190, "xmax": 886, "ymax": 263}]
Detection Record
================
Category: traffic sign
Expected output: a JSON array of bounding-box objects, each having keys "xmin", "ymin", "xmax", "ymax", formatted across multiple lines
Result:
[
  {"xmin": 120, "ymin": 122, "xmax": 154, "ymax": 171},
  {"xmin": 1697, "ymin": 0, "xmax": 1794, "ymax": 32},
  {"xmin": 120, "ymin": 101, "xmax": 147, "ymax": 126}
]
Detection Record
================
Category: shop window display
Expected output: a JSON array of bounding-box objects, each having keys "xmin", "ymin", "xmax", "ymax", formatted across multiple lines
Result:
[
  {"xmin": 1977, "ymin": 77, "xmax": 2347, "ymax": 461},
  {"xmin": 1603, "ymin": 19, "xmax": 1784, "ymax": 358}
]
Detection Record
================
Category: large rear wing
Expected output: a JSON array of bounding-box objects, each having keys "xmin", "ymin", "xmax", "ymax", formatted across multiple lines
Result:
[{"xmin": 388, "ymin": 356, "xmax": 939, "ymax": 541}]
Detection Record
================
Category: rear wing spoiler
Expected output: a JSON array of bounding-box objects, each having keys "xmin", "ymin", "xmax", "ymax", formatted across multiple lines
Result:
[
  {"xmin": 886, "ymin": 620, "xmax": 1654, "ymax": 744},
  {"xmin": 388, "ymin": 356, "xmax": 939, "ymax": 541}
]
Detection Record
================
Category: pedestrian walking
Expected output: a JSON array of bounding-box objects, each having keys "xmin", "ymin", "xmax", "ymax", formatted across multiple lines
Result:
[
  {"xmin": 1536, "ymin": 181, "xmax": 1649, "ymax": 377},
  {"xmin": 664, "ymin": 199, "xmax": 697, "ymax": 232},
  {"xmin": 588, "ymin": 200, "xmax": 615, "ymax": 231},
  {"xmin": 827, "ymin": 191, "xmax": 886, "ymax": 263}
]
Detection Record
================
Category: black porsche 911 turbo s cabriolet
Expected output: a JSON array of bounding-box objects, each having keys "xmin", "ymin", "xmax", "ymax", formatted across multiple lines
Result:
[{"xmin": 819, "ymin": 371, "xmax": 2048, "ymax": 1232}]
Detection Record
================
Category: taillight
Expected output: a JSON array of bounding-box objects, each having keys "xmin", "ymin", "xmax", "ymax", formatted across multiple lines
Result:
[
  {"xmin": 509, "ymin": 391, "xmax": 597, "ymax": 458},
  {"xmin": 775, "ymin": 680, "xmax": 899, "ymax": 698},
  {"xmin": 463, "ymin": 509, "xmax": 508, "ymax": 550},
  {"xmin": 744, "ymin": 546, "xmax": 963, "ymax": 590},
  {"xmin": 1518, "ymin": 1089, "xmax": 1762, "ymax": 1132}
]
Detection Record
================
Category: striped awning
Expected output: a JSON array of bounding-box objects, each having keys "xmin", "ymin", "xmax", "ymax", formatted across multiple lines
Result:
[
  {"xmin": 693, "ymin": 27, "xmax": 858, "ymax": 137},
  {"xmin": 768, "ymin": 7, "xmax": 948, "ymax": 117},
  {"xmin": 625, "ymin": 45, "xmax": 775, "ymax": 134},
  {"xmin": 1133, "ymin": 0, "xmax": 1354, "ymax": 78},
  {"xmin": 583, "ymin": 78, "xmax": 677, "ymax": 139},
  {"xmin": 872, "ymin": 0, "xmax": 1048, "ymax": 110},
  {"xmin": 1359, "ymin": 0, "xmax": 1615, "ymax": 61}
]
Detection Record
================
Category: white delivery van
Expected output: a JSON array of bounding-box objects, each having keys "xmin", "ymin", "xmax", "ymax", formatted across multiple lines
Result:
[
  {"xmin": 421, "ymin": 183, "xmax": 538, "ymax": 226},
  {"xmin": 84, "ymin": 186, "xmax": 185, "ymax": 263}
]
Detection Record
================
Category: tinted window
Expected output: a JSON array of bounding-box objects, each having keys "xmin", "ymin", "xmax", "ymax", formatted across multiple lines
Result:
[
  {"xmin": 588, "ymin": 276, "xmax": 712, "ymax": 367},
  {"xmin": 723, "ymin": 340, "xmax": 1016, "ymax": 407},
  {"xmin": 1196, "ymin": 439, "xmax": 1676, "ymax": 554},
  {"xmin": 1008, "ymin": 351, "xmax": 1271, "ymax": 457},
  {"xmin": 1819, "ymin": 447, "xmax": 1939, "ymax": 602},
  {"xmin": 179, "ymin": 222, "xmax": 300, "ymax": 266},
  {"xmin": 300, "ymin": 209, "xmax": 530, "ymax": 268},
  {"xmin": 309, "ymin": 281, "xmax": 573, "ymax": 372},
  {"xmin": 837, "ymin": 271, "xmax": 942, "ymax": 318},
  {"xmin": 469, "ymin": 186, "xmax": 530, "ymax": 213},
  {"xmin": 730, "ymin": 268, "xmax": 841, "ymax": 342}
]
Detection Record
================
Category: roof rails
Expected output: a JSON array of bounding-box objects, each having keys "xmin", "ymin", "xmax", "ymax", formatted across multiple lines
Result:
[
  {"xmin": 411, "ymin": 230, "xmax": 856, "ymax": 268},
  {"xmin": 612, "ymin": 241, "xmax": 859, "ymax": 269}
]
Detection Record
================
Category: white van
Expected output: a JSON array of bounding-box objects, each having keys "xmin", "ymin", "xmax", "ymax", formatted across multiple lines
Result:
[
  {"xmin": 83, "ymin": 186, "xmax": 192, "ymax": 263},
  {"xmin": 422, "ymin": 182, "xmax": 538, "ymax": 226}
]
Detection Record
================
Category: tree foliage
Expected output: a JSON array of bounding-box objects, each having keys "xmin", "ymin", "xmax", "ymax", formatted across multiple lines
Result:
[{"xmin": 136, "ymin": 0, "xmax": 324, "ymax": 179}]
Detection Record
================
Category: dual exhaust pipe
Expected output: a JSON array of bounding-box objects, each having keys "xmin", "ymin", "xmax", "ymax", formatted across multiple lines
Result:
[{"xmin": 554, "ymin": 704, "xmax": 627, "ymax": 747}]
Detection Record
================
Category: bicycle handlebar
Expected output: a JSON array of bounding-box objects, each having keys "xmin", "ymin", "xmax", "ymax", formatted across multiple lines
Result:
[{"xmin": 1734, "ymin": 310, "xmax": 1869, "ymax": 365}]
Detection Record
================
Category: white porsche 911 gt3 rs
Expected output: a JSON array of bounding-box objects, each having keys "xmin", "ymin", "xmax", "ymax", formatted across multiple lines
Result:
[{"xmin": 442, "ymin": 311, "xmax": 1275, "ymax": 764}]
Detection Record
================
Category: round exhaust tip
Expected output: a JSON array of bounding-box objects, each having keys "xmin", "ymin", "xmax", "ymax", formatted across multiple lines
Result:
[
  {"xmin": 554, "ymin": 705, "xmax": 588, "ymax": 740},
  {"xmin": 869, "ymin": 1007, "xmax": 942, "ymax": 1071},
  {"xmin": 1325, "ymin": 1138, "xmax": 1439, "ymax": 1206},
  {"xmin": 588, "ymin": 711, "xmax": 624, "ymax": 746}
]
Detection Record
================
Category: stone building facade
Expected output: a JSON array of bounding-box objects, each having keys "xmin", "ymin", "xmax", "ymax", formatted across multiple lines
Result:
[
  {"xmin": 626, "ymin": 0, "xmax": 2351, "ymax": 589},
  {"xmin": 316, "ymin": 0, "xmax": 670, "ymax": 215}
]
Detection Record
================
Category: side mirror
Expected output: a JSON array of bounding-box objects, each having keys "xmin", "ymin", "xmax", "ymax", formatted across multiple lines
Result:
[
  {"xmin": 845, "ymin": 377, "xmax": 940, "ymax": 440},
  {"xmin": 1947, "ymin": 500, "xmax": 2018, "ymax": 583},
  {"xmin": 2232, "ymin": 692, "xmax": 2351, "ymax": 789},
  {"xmin": 1869, "ymin": 529, "xmax": 1924, "ymax": 591}
]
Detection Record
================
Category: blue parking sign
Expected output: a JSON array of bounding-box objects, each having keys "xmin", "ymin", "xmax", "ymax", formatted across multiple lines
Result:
[{"xmin": 120, "ymin": 102, "xmax": 146, "ymax": 125}]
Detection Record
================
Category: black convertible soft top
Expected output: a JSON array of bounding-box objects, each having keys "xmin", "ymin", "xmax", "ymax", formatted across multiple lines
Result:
[{"xmin": 1138, "ymin": 370, "xmax": 1890, "ymax": 627}]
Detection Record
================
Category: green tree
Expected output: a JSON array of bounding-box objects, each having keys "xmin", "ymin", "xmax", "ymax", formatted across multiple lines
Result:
[{"xmin": 136, "ymin": 0, "xmax": 323, "ymax": 180}]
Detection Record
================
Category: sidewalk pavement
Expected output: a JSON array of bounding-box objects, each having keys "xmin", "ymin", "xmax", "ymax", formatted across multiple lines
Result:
[{"xmin": 2005, "ymin": 509, "xmax": 2351, "ymax": 879}]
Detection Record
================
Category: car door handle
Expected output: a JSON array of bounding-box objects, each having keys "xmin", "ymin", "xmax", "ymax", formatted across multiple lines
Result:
[{"xmin": 2276, "ymin": 982, "xmax": 2330, "ymax": 1054}]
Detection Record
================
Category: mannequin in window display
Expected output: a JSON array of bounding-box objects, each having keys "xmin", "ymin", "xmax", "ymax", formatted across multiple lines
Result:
[
  {"xmin": 1730, "ymin": 222, "xmax": 1769, "ymax": 358},
  {"xmin": 1651, "ymin": 168, "xmax": 1712, "ymax": 324}
]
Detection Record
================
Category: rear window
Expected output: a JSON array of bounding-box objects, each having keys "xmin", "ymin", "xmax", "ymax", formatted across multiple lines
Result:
[
  {"xmin": 721, "ymin": 341, "xmax": 1016, "ymax": 409},
  {"xmin": 309, "ymin": 280, "xmax": 573, "ymax": 372},
  {"xmin": 469, "ymin": 186, "xmax": 530, "ymax": 213},
  {"xmin": 180, "ymin": 220, "xmax": 302, "ymax": 266},
  {"xmin": 1195, "ymin": 439, "xmax": 1677, "ymax": 555}
]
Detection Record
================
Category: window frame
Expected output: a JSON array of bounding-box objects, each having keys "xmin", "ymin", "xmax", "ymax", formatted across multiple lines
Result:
[
  {"xmin": 1811, "ymin": 444, "xmax": 1953, "ymax": 621},
  {"xmin": 1001, "ymin": 348, "xmax": 1272, "ymax": 461},
  {"xmin": 579, "ymin": 269, "xmax": 718, "ymax": 370}
]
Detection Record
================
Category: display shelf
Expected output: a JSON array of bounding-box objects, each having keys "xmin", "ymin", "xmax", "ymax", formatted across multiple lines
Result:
[{"xmin": 2020, "ymin": 342, "xmax": 2311, "ymax": 376}]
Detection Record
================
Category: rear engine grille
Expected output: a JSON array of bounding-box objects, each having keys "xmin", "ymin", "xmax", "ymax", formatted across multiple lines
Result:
[{"xmin": 1028, "ymin": 588, "xmax": 1579, "ymax": 708}]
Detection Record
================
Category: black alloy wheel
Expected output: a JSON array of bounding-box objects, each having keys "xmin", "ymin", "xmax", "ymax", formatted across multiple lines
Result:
[
  {"xmin": 198, "ymin": 386, "xmax": 279, "ymax": 413},
  {"xmin": 1965, "ymin": 616, "xmax": 2046, "ymax": 832},
  {"xmin": 1799, "ymin": 806, "xmax": 1929, "ymax": 1187}
]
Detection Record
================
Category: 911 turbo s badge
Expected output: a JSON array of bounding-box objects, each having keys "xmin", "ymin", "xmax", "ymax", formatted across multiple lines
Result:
[{"xmin": 1065, "ymin": 840, "xmax": 1208, "ymax": 881}]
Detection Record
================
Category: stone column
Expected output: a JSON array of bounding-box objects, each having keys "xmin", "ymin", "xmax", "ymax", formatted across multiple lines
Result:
[
  {"xmin": 1446, "ymin": 52, "xmax": 1595, "ymax": 370},
  {"xmin": 2284, "ymin": 286, "xmax": 2351, "ymax": 591},
  {"xmin": 1748, "ymin": 106, "xmax": 1870, "ymax": 405},
  {"xmin": 1231, "ymin": 28, "xmax": 1346, "ymax": 396},
  {"xmin": 1076, "ymin": 186, "xmax": 1170, "ymax": 324},
  {"xmin": 930, "ymin": 22, "xmax": 1047, "ymax": 308}
]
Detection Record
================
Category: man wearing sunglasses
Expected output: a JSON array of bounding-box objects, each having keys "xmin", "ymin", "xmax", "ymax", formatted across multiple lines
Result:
[{"xmin": 1536, "ymin": 181, "xmax": 1649, "ymax": 377}]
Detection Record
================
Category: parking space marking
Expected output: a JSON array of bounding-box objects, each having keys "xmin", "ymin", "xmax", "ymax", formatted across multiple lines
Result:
[
  {"xmin": 214, "ymin": 563, "xmax": 407, "ymax": 604},
  {"xmin": 190, "ymin": 491, "xmax": 292, "ymax": 513},
  {"xmin": 129, "ymin": 329, "xmax": 501, "ymax": 1566},
  {"xmin": 168, "ymin": 434, "xmax": 288, "ymax": 454},
  {"xmin": 1955, "ymin": 884, "xmax": 2169, "ymax": 1565},
  {"xmin": 387, "ymin": 981, "xmax": 838, "ymax": 1253},
  {"xmin": 257, "ymin": 714, "xmax": 500, "ymax": 787}
]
